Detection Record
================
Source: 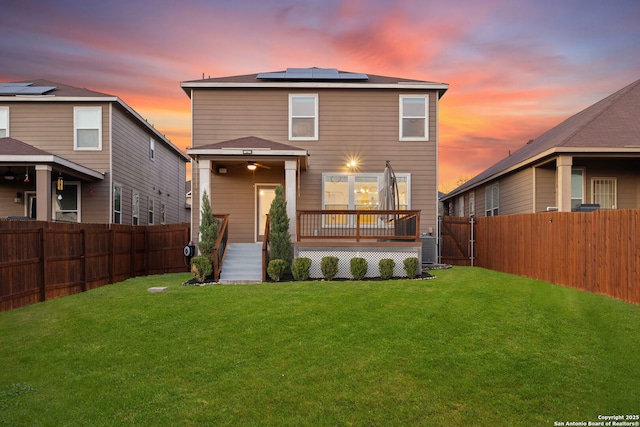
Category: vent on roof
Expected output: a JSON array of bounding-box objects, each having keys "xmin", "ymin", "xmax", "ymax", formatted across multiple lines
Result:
[
  {"xmin": 0, "ymin": 83, "xmax": 57, "ymax": 95},
  {"xmin": 257, "ymin": 68, "xmax": 368, "ymax": 81}
]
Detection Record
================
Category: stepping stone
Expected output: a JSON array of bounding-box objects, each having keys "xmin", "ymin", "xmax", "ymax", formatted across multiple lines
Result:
[{"xmin": 147, "ymin": 287, "xmax": 168, "ymax": 293}]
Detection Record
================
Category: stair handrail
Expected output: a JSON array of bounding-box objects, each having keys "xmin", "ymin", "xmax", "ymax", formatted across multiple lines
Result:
[
  {"xmin": 212, "ymin": 214, "xmax": 230, "ymax": 282},
  {"xmin": 262, "ymin": 214, "xmax": 270, "ymax": 282}
]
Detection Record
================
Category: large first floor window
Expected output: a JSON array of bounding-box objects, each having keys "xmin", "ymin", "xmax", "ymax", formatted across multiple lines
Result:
[
  {"xmin": 571, "ymin": 168, "xmax": 584, "ymax": 210},
  {"xmin": 323, "ymin": 172, "xmax": 410, "ymax": 225},
  {"xmin": 113, "ymin": 184, "xmax": 122, "ymax": 224},
  {"xmin": 132, "ymin": 192, "xmax": 140, "ymax": 225},
  {"xmin": 592, "ymin": 177, "xmax": 617, "ymax": 209},
  {"xmin": 485, "ymin": 183, "xmax": 499, "ymax": 216},
  {"xmin": 54, "ymin": 182, "xmax": 80, "ymax": 222}
]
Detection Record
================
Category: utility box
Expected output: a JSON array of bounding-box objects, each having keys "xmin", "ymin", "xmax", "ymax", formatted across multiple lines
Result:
[{"xmin": 420, "ymin": 234, "xmax": 436, "ymax": 264}]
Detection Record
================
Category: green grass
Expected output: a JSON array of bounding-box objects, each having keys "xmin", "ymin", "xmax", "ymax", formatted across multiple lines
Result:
[{"xmin": 1, "ymin": 268, "xmax": 639, "ymax": 426}]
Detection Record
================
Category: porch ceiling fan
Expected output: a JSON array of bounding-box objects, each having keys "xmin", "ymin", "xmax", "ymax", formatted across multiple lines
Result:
[{"xmin": 246, "ymin": 161, "xmax": 270, "ymax": 171}]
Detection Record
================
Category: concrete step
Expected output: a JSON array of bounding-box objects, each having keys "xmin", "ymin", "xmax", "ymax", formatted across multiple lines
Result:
[{"xmin": 219, "ymin": 243, "xmax": 263, "ymax": 283}]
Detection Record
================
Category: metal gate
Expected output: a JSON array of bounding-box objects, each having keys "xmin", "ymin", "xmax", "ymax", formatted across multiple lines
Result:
[{"xmin": 438, "ymin": 216, "xmax": 474, "ymax": 266}]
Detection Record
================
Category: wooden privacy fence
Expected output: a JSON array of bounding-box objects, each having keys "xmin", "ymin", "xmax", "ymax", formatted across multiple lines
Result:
[
  {"xmin": 466, "ymin": 210, "xmax": 639, "ymax": 305},
  {"xmin": 0, "ymin": 221, "xmax": 191, "ymax": 312},
  {"xmin": 439, "ymin": 216, "xmax": 473, "ymax": 266}
]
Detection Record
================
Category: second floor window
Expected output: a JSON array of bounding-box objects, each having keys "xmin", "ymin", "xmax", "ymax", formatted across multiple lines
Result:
[
  {"xmin": 0, "ymin": 107, "xmax": 8, "ymax": 137},
  {"xmin": 148, "ymin": 198, "xmax": 154, "ymax": 225},
  {"xmin": 400, "ymin": 95, "xmax": 428, "ymax": 141},
  {"xmin": 149, "ymin": 138, "xmax": 155, "ymax": 160},
  {"xmin": 74, "ymin": 106, "xmax": 102, "ymax": 150},
  {"xmin": 289, "ymin": 94, "xmax": 318, "ymax": 140}
]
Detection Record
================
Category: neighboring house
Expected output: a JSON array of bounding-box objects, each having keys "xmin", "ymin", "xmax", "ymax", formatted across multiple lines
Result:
[
  {"xmin": 182, "ymin": 67, "xmax": 449, "ymax": 244},
  {"xmin": 0, "ymin": 80, "xmax": 190, "ymax": 224},
  {"xmin": 441, "ymin": 79, "xmax": 640, "ymax": 217}
]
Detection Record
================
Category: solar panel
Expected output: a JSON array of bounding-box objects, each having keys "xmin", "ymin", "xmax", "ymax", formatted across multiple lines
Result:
[
  {"xmin": 0, "ymin": 83, "xmax": 56, "ymax": 95},
  {"xmin": 256, "ymin": 68, "xmax": 368, "ymax": 81}
]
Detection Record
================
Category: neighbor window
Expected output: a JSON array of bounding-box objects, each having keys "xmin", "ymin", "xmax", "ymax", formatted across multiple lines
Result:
[
  {"xmin": 457, "ymin": 196, "xmax": 465, "ymax": 217},
  {"xmin": 149, "ymin": 138, "xmax": 155, "ymax": 160},
  {"xmin": 469, "ymin": 192, "xmax": 475, "ymax": 216},
  {"xmin": 54, "ymin": 182, "xmax": 80, "ymax": 222},
  {"xmin": 113, "ymin": 185, "xmax": 122, "ymax": 224},
  {"xmin": 571, "ymin": 168, "xmax": 584, "ymax": 210},
  {"xmin": 289, "ymin": 94, "xmax": 318, "ymax": 140},
  {"xmin": 132, "ymin": 192, "xmax": 140, "ymax": 225},
  {"xmin": 592, "ymin": 177, "xmax": 617, "ymax": 209},
  {"xmin": 0, "ymin": 107, "xmax": 8, "ymax": 137},
  {"xmin": 161, "ymin": 203, "xmax": 166, "ymax": 224},
  {"xmin": 485, "ymin": 183, "xmax": 499, "ymax": 216},
  {"xmin": 148, "ymin": 198, "xmax": 154, "ymax": 225},
  {"xmin": 400, "ymin": 95, "xmax": 428, "ymax": 140},
  {"xmin": 74, "ymin": 106, "xmax": 102, "ymax": 150}
]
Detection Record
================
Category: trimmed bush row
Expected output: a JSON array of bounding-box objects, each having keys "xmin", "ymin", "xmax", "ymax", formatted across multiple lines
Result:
[{"xmin": 268, "ymin": 256, "xmax": 421, "ymax": 281}]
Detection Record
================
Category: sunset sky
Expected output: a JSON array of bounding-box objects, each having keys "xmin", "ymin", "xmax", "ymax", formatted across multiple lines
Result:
[{"xmin": 1, "ymin": 0, "xmax": 639, "ymax": 191}]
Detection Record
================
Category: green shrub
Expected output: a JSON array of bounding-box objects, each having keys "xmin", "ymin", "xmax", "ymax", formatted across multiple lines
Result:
[
  {"xmin": 350, "ymin": 257, "xmax": 368, "ymax": 280},
  {"xmin": 379, "ymin": 258, "xmax": 396, "ymax": 280},
  {"xmin": 291, "ymin": 257, "xmax": 312, "ymax": 281},
  {"xmin": 190, "ymin": 256, "xmax": 213, "ymax": 283},
  {"xmin": 198, "ymin": 191, "xmax": 218, "ymax": 263},
  {"xmin": 268, "ymin": 185, "xmax": 292, "ymax": 269},
  {"xmin": 267, "ymin": 259, "xmax": 288, "ymax": 282},
  {"xmin": 403, "ymin": 257, "xmax": 420, "ymax": 279},
  {"xmin": 321, "ymin": 256, "xmax": 339, "ymax": 281}
]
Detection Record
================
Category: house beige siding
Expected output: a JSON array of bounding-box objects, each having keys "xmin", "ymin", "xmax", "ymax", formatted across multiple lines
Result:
[
  {"xmin": 192, "ymin": 88, "xmax": 439, "ymax": 242},
  {"xmin": 111, "ymin": 106, "xmax": 187, "ymax": 224},
  {"xmin": 534, "ymin": 166, "xmax": 557, "ymax": 212},
  {"xmin": 499, "ymin": 169, "xmax": 533, "ymax": 215}
]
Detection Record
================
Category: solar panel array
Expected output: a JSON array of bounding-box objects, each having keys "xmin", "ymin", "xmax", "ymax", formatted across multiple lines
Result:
[
  {"xmin": 257, "ymin": 68, "xmax": 368, "ymax": 81},
  {"xmin": 0, "ymin": 83, "xmax": 57, "ymax": 95}
]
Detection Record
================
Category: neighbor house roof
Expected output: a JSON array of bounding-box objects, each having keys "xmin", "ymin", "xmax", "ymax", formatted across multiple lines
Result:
[
  {"xmin": 181, "ymin": 67, "xmax": 449, "ymax": 98},
  {"xmin": 0, "ymin": 137, "xmax": 104, "ymax": 180},
  {"xmin": 1, "ymin": 79, "xmax": 189, "ymax": 162},
  {"xmin": 444, "ymin": 78, "xmax": 640, "ymax": 199}
]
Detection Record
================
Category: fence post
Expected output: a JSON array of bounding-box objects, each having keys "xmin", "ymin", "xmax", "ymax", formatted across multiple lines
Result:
[{"xmin": 130, "ymin": 228, "xmax": 136, "ymax": 278}]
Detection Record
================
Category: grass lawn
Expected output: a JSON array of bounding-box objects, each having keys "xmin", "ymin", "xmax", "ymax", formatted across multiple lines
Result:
[{"xmin": 1, "ymin": 267, "xmax": 639, "ymax": 426}]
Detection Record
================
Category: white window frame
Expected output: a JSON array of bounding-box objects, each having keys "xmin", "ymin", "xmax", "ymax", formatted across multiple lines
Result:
[
  {"xmin": 132, "ymin": 191, "xmax": 140, "ymax": 225},
  {"xmin": 53, "ymin": 181, "xmax": 81, "ymax": 222},
  {"xmin": 457, "ymin": 195, "xmax": 465, "ymax": 217},
  {"xmin": 399, "ymin": 95, "xmax": 428, "ymax": 141},
  {"xmin": 149, "ymin": 137, "xmax": 155, "ymax": 160},
  {"xmin": 74, "ymin": 106, "xmax": 102, "ymax": 150},
  {"xmin": 289, "ymin": 94, "xmax": 318, "ymax": 140},
  {"xmin": 113, "ymin": 184, "xmax": 122, "ymax": 224},
  {"xmin": 469, "ymin": 191, "xmax": 475, "ymax": 216},
  {"xmin": 0, "ymin": 107, "xmax": 9, "ymax": 137},
  {"xmin": 571, "ymin": 167, "xmax": 585, "ymax": 211},
  {"xmin": 485, "ymin": 183, "xmax": 499, "ymax": 216},
  {"xmin": 322, "ymin": 172, "xmax": 411, "ymax": 227},
  {"xmin": 591, "ymin": 177, "xmax": 617, "ymax": 209},
  {"xmin": 148, "ymin": 197, "xmax": 154, "ymax": 225}
]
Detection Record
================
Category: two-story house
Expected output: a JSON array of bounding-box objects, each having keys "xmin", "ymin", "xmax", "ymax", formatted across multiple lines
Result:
[
  {"xmin": 441, "ymin": 78, "xmax": 640, "ymax": 217},
  {"xmin": 182, "ymin": 68, "xmax": 448, "ymax": 279},
  {"xmin": 0, "ymin": 80, "xmax": 190, "ymax": 224}
]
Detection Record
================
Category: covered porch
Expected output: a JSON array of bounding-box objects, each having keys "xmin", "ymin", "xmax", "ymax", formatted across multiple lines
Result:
[{"xmin": 0, "ymin": 137, "xmax": 104, "ymax": 221}]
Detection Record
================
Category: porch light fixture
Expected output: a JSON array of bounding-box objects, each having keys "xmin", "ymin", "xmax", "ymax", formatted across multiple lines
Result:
[
  {"xmin": 247, "ymin": 163, "xmax": 257, "ymax": 171},
  {"xmin": 3, "ymin": 166, "xmax": 15, "ymax": 180},
  {"xmin": 57, "ymin": 174, "xmax": 64, "ymax": 191}
]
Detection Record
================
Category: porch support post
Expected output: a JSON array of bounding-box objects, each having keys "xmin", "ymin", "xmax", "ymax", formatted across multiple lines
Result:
[
  {"xmin": 198, "ymin": 159, "xmax": 211, "ymax": 209},
  {"xmin": 285, "ymin": 160, "xmax": 297, "ymax": 241},
  {"xmin": 557, "ymin": 155, "xmax": 573, "ymax": 212},
  {"xmin": 35, "ymin": 165, "xmax": 52, "ymax": 221}
]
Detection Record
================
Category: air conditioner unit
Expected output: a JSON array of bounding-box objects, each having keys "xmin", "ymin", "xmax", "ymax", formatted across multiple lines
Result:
[{"xmin": 420, "ymin": 235, "xmax": 436, "ymax": 264}]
